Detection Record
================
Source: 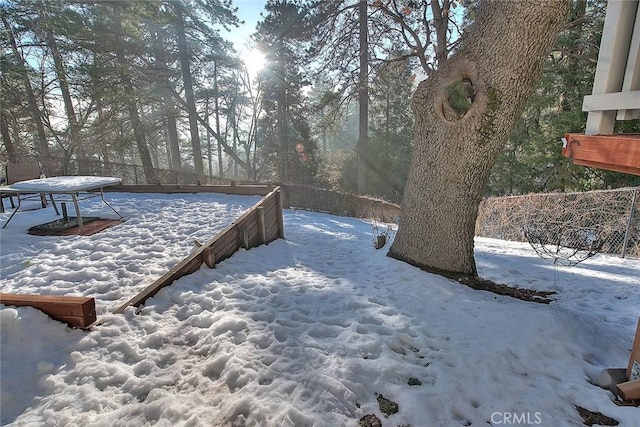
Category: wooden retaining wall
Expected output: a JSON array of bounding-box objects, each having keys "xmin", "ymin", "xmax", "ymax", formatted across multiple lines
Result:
[{"xmin": 113, "ymin": 187, "xmax": 284, "ymax": 314}]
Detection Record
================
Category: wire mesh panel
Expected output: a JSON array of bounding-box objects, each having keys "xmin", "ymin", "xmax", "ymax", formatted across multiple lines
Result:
[
  {"xmin": 477, "ymin": 188, "xmax": 640, "ymax": 259},
  {"xmin": 524, "ymin": 221, "xmax": 604, "ymax": 265}
]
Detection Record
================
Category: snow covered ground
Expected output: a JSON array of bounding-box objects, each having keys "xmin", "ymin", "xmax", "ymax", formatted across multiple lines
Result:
[{"xmin": 1, "ymin": 192, "xmax": 639, "ymax": 426}]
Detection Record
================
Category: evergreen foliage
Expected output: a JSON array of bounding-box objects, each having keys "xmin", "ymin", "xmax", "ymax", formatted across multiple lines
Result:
[
  {"xmin": 488, "ymin": 0, "xmax": 640, "ymax": 195},
  {"xmin": 254, "ymin": 0, "xmax": 320, "ymax": 184}
]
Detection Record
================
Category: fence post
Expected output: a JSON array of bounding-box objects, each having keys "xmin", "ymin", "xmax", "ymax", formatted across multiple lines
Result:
[
  {"xmin": 622, "ymin": 187, "xmax": 639, "ymax": 258},
  {"xmin": 275, "ymin": 189, "xmax": 285, "ymax": 239}
]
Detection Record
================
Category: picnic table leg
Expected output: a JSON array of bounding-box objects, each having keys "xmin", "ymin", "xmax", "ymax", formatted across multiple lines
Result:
[
  {"xmin": 2, "ymin": 193, "xmax": 22, "ymax": 229},
  {"xmin": 49, "ymin": 194, "xmax": 59, "ymax": 215},
  {"xmin": 72, "ymin": 193, "xmax": 84, "ymax": 235},
  {"xmin": 99, "ymin": 188, "xmax": 123, "ymax": 219}
]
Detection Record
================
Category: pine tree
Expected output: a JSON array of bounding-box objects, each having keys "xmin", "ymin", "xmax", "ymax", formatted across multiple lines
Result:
[
  {"xmin": 367, "ymin": 60, "xmax": 415, "ymax": 203},
  {"xmin": 254, "ymin": 0, "xmax": 319, "ymax": 184}
]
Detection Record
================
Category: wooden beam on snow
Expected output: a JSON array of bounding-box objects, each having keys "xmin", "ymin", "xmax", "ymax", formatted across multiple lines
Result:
[
  {"xmin": 617, "ymin": 379, "xmax": 640, "ymax": 401},
  {"xmin": 0, "ymin": 293, "xmax": 96, "ymax": 328}
]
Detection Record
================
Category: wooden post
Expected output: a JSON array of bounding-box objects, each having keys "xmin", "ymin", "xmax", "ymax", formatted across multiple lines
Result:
[
  {"xmin": 627, "ymin": 317, "xmax": 640, "ymax": 380},
  {"xmin": 257, "ymin": 206, "xmax": 266, "ymax": 245},
  {"xmin": 584, "ymin": 0, "xmax": 639, "ymax": 134},
  {"xmin": 61, "ymin": 202, "xmax": 68, "ymax": 221},
  {"xmin": 239, "ymin": 228, "xmax": 249, "ymax": 249},
  {"xmin": 275, "ymin": 189, "xmax": 285, "ymax": 239},
  {"xmin": 202, "ymin": 247, "xmax": 216, "ymax": 268},
  {"xmin": 622, "ymin": 188, "xmax": 639, "ymax": 258},
  {"xmin": 617, "ymin": 3, "xmax": 640, "ymax": 121}
]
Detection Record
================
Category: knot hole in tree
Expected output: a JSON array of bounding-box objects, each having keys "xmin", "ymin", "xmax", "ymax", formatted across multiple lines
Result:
[{"xmin": 442, "ymin": 78, "xmax": 477, "ymax": 121}]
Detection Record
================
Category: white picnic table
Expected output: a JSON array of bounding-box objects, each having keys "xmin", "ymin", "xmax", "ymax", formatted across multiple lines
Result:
[{"xmin": 0, "ymin": 176, "xmax": 123, "ymax": 234}]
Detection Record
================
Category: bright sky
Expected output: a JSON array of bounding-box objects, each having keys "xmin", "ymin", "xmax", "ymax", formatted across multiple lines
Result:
[
  {"xmin": 228, "ymin": 0, "xmax": 268, "ymax": 75},
  {"xmin": 228, "ymin": 0, "xmax": 267, "ymax": 52}
]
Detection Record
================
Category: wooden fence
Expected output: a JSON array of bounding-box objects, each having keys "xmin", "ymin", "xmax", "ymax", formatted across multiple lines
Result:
[
  {"xmin": 105, "ymin": 182, "xmax": 275, "ymax": 196},
  {"xmin": 281, "ymin": 184, "xmax": 401, "ymax": 223},
  {"xmin": 113, "ymin": 187, "xmax": 284, "ymax": 314}
]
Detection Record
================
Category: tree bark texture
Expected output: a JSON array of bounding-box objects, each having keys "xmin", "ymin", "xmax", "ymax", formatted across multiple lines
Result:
[{"xmin": 388, "ymin": 0, "xmax": 571, "ymax": 277}]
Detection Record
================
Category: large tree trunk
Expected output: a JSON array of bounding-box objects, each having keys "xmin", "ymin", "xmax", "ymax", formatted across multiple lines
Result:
[{"xmin": 388, "ymin": 0, "xmax": 571, "ymax": 277}]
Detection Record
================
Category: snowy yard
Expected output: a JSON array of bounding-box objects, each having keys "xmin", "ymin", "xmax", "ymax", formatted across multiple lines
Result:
[{"xmin": 1, "ymin": 192, "xmax": 639, "ymax": 426}]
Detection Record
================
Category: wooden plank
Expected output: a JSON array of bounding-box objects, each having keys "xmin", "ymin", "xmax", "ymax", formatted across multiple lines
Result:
[
  {"xmin": 562, "ymin": 133, "xmax": 640, "ymax": 176},
  {"xmin": 628, "ymin": 318, "xmax": 640, "ymax": 380},
  {"xmin": 617, "ymin": 379, "xmax": 640, "ymax": 401},
  {"xmin": 0, "ymin": 293, "xmax": 96, "ymax": 328},
  {"xmin": 583, "ymin": 91, "xmax": 640, "ymax": 111},
  {"xmin": 585, "ymin": 0, "xmax": 638, "ymax": 134},
  {"xmin": 263, "ymin": 199, "xmax": 277, "ymax": 215},
  {"xmin": 211, "ymin": 241, "xmax": 240, "ymax": 263},
  {"xmin": 236, "ymin": 212, "xmax": 257, "ymax": 229},
  {"xmin": 114, "ymin": 253, "xmax": 205, "ymax": 313},
  {"xmin": 571, "ymin": 158, "xmax": 640, "ymax": 176},
  {"xmin": 265, "ymin": 222, "xmax": 280, "ymax": 241}
]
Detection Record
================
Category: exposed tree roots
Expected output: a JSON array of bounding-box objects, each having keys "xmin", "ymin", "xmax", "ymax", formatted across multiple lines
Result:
[{"xmin": 457, "ymin": 276, "xmax": 556, "ymax": 304}]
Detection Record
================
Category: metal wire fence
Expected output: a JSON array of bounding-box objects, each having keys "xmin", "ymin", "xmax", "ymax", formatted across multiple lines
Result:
[{"xmin": 476, "ymin": 187, "xmax": 640, "ymax": 258}]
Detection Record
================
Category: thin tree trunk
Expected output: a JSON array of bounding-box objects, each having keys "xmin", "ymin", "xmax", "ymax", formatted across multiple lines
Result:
[
  {"xmin": 389, "ymin": 0, "xmax": 570, "ymax": 277},
  {"xmin": 114, "ymin": 7, "xmax": 158, "ymax": 185},
  {"xmin": 214, "ymin": 60, "xmax": 223, "ymax": 178},
  {"xmin": 151, "ymin": 28, "xmax": 181, "ymax": 174},
  {"xmin": 357, "ymin": 0, "xmax": 368, "ymax": 194},
  {"xmin": 43, "ymin": 20, "xmax": 84, "ymax": 171},
  {"xmin": 205, "ymin": 97, "xmax": 212, "ymax": 177},
  {"xmin": 276, "ymin": 36, "xmax": 288, "ymax": 182},
  {"xmin": 2, "ymin": 15, "xmax": 50, "ymax": 158},
  {"xmin": 430, "ymin": 0, "xmax": 450, "ymax": 68},
  {"xmin": 0, "ymin": 113, "xmax": 17, "ymax": 162},
  {"xmin": 174, "ymin": 4, "xmax": 204, "ymax": 181}
]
